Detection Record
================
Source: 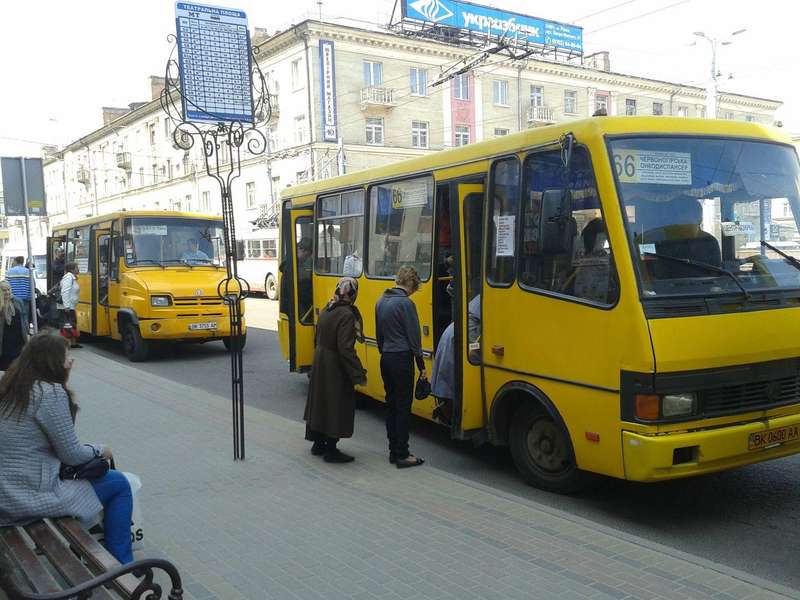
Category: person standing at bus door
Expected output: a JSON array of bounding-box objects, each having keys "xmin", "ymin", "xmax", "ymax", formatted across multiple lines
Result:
[
  {"xmin": 430, "ymin": 294, "xmax": 482, "ymax": 426},
  {"xmin": 6, "ymin": 257, "xmax": 32, "ymax": 330},
  {"xmin": 58, "ymin": 263, "xmax": 81, "ymax": 349},
  {"xmin": 52, "ymin": 248, "xmax": 66, "ymax": 284},
  {"xmin": 0, "ymin": 281, "xmax": 28, "ymax": 371},
  {"xmin": 180, "ymin": 238, "xmax": 210, "ymax": 264},
  {"xmin": 304, "ymin": 277, "xmax": 367, "ymax": 463},
  {"xmin": 375, "ymin": 266, "xmax": 426, "ymax": 469}
]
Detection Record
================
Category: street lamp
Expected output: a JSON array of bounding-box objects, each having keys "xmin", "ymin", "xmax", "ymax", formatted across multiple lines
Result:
[{"xmin": 692, "ymin": 29, "xmax": 746, "ymax": 119}]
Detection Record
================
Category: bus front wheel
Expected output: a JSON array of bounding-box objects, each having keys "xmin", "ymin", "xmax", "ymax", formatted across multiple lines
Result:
[
  {"xmin": 265, "ymin": 273, "xmax": 278, "ymax": 300},
  {"xmin": 122, "ymin": 322, "xmax": 149, "ymax": 362},
  {"xmin": 509, "ymin": 403, "xmax": 587, "ymax": 493}
]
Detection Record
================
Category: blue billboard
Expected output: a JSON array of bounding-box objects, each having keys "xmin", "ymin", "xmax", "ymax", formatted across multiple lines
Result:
[{"xmin": 401, "ymin": 0, "xmax": 583, "ymax": 53}]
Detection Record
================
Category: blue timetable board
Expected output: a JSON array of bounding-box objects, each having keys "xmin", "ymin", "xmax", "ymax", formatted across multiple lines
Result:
[{"xmin": 175, "ymin": 2, "xmax": 254, "ymax": 124}]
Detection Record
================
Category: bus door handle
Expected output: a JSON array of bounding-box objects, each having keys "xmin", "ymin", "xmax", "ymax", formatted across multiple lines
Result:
[{"xmin": 491, "ymin": 345, "xmax": 505, "ymax": 357}]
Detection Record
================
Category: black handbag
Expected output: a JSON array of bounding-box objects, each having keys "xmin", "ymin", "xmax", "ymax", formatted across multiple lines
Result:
[
  {"xmin": 59, "ymin": 457, "xmax": 114, "ymax": 481},
  {"xmin": 414, "ymin": 374, "xmax": 431, "ymax": 400}
]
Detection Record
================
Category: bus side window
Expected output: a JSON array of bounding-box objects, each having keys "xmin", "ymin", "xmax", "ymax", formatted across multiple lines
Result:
[
  {"xmin": 520, "ymin": 148, "xmax": 619, "ymax": 306},
  {"xmin": 487, "ymin": 157, "xmax": 520, "ymax": 286}
]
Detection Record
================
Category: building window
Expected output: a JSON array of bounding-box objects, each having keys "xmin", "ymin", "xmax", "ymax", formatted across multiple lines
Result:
[
  {"xmin": 367, "ymin": 176, "xmax": 433, "ymax": 279},
  {"xmin": 493, "ymin": 80, "xmax": 509, "ymax": 106},
  {"xmin": 564, "ymin": 90, "xmax": 577, "ymax": 114},
  {"xmin": 676, "ymin": 106, "xmax": 688, "ymax": 118},
  {"xmin": 167, "ymin": 159, "xmax": 173, "ymax": 179},
  {"xmin": 453, "ymin": 73, "xmax": 470, "ymax": 101},
  {"xmin": 363, "ymin": 61, "xmax": 383, "ymax": 86},
  {"xmin": 411, "ymin": 121, "xmax": 429, "ymax": 148},
  {"xmin": 410, "ymin": 67, "xmax": 428, "ymax": 96},
  {"xmin": 366, "ymin": 117, "xmax": 384, "ymax": 145},
  {"xmin": 271, "ymin": 176, "xmax": 281, "ymax": 204},
  {"xmin": 139, "ymin": 167, "xmax": 144, "ymax": 187},
  {"xmin": 246, "ymin": 182, "xmax": 256, "ymax": 209},
  {"xmin": 494, "ymin": 128, "xmax": 510, "ymax": 137},
  {"xmin": 152, "ymin": 163, "xmax": 158, "ymax": 185},
  {"xmin": 294, "ymin": 115, "xmax": 307, "ymax": 144},
  {"xmin": 316, "ymin": 190, "xmax": 365, "ymax": 276},
  {"xmin": 185, "ymin": 194, "xmax": 192, "ymax": 211},
  {"xmin": 291, "ymin": 58, "xmax": 303, "ymax": 90},
  {"xmin": 200, "ymin": 191, "xmax": 210, "ymax": 212},
  {"xmin": 625, "ymin": 98, "xmax": 637, "ymax": 116},
  {"xmin": 267, "ymin": 124, "xmax": 278, "ymax": 150},
  {"xmin": 296, "ymin": 171, "xmax": 308, "ymax": 184},
  {"xmin": 149, "ymin": 123, "xmax": 156, "ymax": 146},
  {"xmin": 745, "ymin": 114, "xmax": 756, "ymax": 122},
  {"xmin": 454, "ymin": 125, "xmax": 470, "ymax": 147},
  {"xmin": 164, "ymin": 118, "xmax": 171, "ymax": 140},
  {"xmin": 530, "ymin": 85, "xmax": 544, "ymax": 107},
  {"xmin": 595, "ymin": 94, "xmax": 609, "ymax": 114},
  {"xmin": 653, "ymin": 102, "xmax": 664, "ymax": 116},
  {"xmin": 724, "ymin": 111, "xmax": 735, "ymax": 120}
]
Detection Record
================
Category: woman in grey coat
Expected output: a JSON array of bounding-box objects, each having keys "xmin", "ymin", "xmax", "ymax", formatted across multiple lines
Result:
[{"xmin": 0, "ymin": 331, "xmax": 133, "ymax": 563}]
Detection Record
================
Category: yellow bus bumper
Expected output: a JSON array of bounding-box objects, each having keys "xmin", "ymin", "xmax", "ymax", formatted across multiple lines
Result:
[
  {"xmin": 139, "ymin": 316, "xmax": 246, "ymax": 341},
  {"xmin": 622, "ymin": 412, "xmax": 800, "ymax": 482}
]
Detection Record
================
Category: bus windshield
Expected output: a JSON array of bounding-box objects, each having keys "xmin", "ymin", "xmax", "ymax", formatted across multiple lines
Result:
[
  {"xmin": 124, "ymin": 217, "xmax": 225, "ymax": 267},
  {"xmin": 609, "ymin": 136, "xmax": 800, "ymax": 298}
]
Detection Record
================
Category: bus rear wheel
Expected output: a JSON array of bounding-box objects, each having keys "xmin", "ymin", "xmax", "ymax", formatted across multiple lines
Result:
[
  {"xmin": 265, "ymin": 273, "xmax": 277, "ymax": 300},
  {"xmin": 509, "ymin": 402, "xmax": 588, "ymax": 493},
  {"xmin": 122, "ymin": 322, "xmax": 149, "ymax": 362}
]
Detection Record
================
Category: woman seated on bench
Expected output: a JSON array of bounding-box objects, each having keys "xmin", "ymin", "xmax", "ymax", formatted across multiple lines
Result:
[{"xmin": 0, "ymin": 331, "xmax": 134, "ymax": 563}]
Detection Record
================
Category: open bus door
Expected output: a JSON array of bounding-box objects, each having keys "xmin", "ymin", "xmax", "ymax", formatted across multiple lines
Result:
[
  {"xmin": 278, "ymin": 201, "xmax": 315, "ymax": 372},
  {"xmin": 45, "ymin": 235, "xmax": 66, "ymax": 292},
  {"xmin": 93, "ymin": 229, "xmax": 113, "ymax": 336},
  {"xmin": 454, "ymin": 182, "xmax": 486, "ymax": 436}
]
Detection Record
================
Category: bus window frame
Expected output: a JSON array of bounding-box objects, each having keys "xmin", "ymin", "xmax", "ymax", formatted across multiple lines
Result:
[
  {"xmin": 364, "ymin": 173, "xmax": 436, "ymax": 282},
  {"xmin": 313, "ymin": 187, "xmax": 366, "ymax": 278},
  {"xmin": 605, "ymin": 133, "xmax": 800, "ymax": 304},
  {"xmin": 516, "ymin": 143, "xmax": 621, "ymax": 311},
  {"xmin": 485, "ymin": 154, "xmax": 522, "ymax": 289}
]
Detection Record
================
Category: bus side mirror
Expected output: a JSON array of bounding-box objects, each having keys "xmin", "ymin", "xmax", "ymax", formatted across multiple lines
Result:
[{"xmin": 539, "ymin": 189, "xmax": 572, "ymax": 255}]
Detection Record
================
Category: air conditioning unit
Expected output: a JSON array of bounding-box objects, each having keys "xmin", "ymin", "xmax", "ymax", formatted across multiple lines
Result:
[
  {"xmin": 116, "ymin": 152, "xmax": 132, "ymax": 170},
  {"xmin": 76, "ymin": 168, "xmax": 91, "ymax": 185}
]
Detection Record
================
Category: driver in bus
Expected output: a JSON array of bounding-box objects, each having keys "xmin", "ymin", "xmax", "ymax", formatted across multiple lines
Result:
[{"xmin": 180, "ymin": 238, "xmax": 211, "ymax": 264}]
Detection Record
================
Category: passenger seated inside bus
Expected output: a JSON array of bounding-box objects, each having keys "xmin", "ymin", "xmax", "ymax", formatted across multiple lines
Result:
[{"xmin": 634, "ymin": 196, "xmax": 722, "ymax": 280}]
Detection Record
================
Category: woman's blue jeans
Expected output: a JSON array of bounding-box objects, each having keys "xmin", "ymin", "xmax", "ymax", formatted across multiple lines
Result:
[{"xmin": 90, "ymin": 470, "xmax": 134, "ymax": 564}]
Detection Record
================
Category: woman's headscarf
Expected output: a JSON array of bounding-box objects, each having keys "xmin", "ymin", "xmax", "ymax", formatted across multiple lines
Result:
[
  {"xmin": 0, "ymin": 281, "xmax": 16, "ymax": 326},
  {"xmin": 326, "ymin": 277, "xmax": 363, "ymax": 342}
]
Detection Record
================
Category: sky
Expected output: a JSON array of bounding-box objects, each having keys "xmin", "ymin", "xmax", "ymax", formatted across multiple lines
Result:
[{"xmin": 0, "ymin": 0, "xmax": 798, "ymax": 157}]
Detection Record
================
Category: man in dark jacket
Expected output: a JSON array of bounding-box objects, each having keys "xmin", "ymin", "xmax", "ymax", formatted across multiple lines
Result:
[{"xmin": 375, "ymin": 266, "xmax": 426, "ymax": 468}]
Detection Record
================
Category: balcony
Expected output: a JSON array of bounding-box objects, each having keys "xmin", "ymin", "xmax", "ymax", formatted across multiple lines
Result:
[
  {"xmin": 116, "ymin": 152, "xmax": 132, "ymax": 171},
  {"xmin": 527, "ymin": 105, "xmax": 556, "ymax": 125},
  {"xmin": 76, "ymin": 168, "xmax": 91, "ymax": 185},
  {"xmin": 360, "ymin": 87, "xmax": 396, "ymax": 110}
]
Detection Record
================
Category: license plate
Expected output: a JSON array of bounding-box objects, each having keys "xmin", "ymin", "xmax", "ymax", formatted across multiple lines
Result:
[
  {"xmin": 188, "ymin": 322, "xmax": 217, "ymax": 331},
  {"xmin": 748, "ymin": 425, "xmax": 800, "ymax": 450}
]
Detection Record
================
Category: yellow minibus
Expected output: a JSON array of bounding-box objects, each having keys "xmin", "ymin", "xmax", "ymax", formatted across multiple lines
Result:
[
  {"xmin": 49, "ymin": 211, "xmax": 246, "ymax": 361},
  {"xmin": 278, "ymin": 116, "xmax": 800, "ymax": 491}
]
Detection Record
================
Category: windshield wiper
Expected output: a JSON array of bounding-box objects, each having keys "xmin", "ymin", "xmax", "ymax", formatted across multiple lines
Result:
[
  {"xmin": 644, "ymin": 252, "xmax": 751, "ymax": 299},
  {"xmin": 760, "ymin": 241, "xmax": 800, "ymax": 272}
]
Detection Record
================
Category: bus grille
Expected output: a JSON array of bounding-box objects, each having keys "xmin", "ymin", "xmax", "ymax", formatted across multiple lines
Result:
[
  {"xmin": 173, "ymin": 296, "xmax": 224, "ymax": 307},
  {"xmin": 700, "ymin": 375, "xmax": 800, "ymax": 415}
]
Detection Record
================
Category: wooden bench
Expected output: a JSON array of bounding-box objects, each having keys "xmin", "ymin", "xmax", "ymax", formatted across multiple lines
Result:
[{"xmin": 0, "ymin": 517, "xmax": 183, "ymax": 599}]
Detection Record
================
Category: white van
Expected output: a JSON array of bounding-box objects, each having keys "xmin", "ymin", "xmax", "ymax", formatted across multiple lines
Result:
[
  {"xmin": 1, "ymin": 241, "xmax": 48, "ymax": 293},
  {"xmin": 236, "ymin": 231, "xmax": 280, "ymax": 300}
]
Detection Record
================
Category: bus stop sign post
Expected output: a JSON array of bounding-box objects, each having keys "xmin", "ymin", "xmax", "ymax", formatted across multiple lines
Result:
[
  {"xmin": 161, "ymin": 2, "xmax": 273, "ymax": 460},
  {"xmin": 19, "ymin": 159, "xmax": 39, "ymax": 335}
]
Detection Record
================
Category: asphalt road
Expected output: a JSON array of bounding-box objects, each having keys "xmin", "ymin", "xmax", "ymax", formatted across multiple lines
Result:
[{"xmin": 82, "ymin": 299, "xmax": 800, "ymax": 591}]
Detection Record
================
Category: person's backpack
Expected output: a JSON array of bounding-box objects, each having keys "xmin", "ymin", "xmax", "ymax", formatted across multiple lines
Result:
[{"xmin": 47, "ymin": 282, "xmax": 62, "ymax": 305}]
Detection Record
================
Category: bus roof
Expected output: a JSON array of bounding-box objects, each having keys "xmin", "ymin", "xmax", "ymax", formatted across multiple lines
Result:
[
  {"xmin": 282, "ymin": 116, "xmax": 790, "ymax": 202},
  {"xmin": 51, "ymin": 210, "xmax": 223, "ymax": 232}
]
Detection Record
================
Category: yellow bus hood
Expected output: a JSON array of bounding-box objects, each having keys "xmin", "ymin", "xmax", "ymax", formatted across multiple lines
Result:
[
  {"xmin": 130, "ymin": 267, "xmax": 230, "ymax": 298},
  {"xmin": 649, "ymin": 306, "xmax": 800, "ymax": 372}
]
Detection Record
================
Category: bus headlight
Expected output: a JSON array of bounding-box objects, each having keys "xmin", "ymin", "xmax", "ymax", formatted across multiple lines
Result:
[
  {"xmin": 662, "ymin": 393, "xmax": 696, "ymax": 417},
  {"xmin": 151, "ymin": 295, "xmax": 172, "ymax": 307}
]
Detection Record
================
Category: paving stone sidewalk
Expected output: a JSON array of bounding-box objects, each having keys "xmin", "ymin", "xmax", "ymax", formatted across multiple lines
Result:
[{"xmin": 66, "ymin": 351, "xmax": 797, "ymax": 600}]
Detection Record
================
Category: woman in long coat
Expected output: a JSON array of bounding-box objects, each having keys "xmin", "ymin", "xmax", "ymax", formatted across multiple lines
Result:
[
  {"xmin": 304, "ymin": 277, "xmax": 366, "ymax": 463},
  {"xmin": 0, "ymin": 280, "xmax": 28, "ymax": 371}
]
